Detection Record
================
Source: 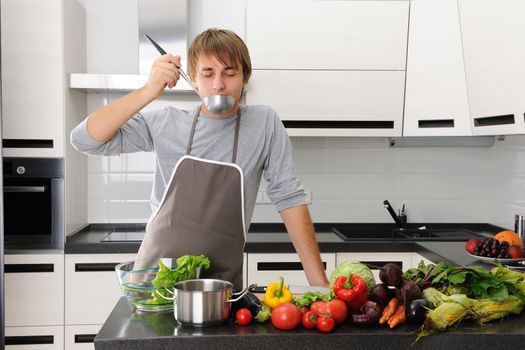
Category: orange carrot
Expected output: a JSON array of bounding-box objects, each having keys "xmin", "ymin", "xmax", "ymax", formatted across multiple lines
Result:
[
  {"xmin": 379, "ymin": 297, "xmax": 399, "ymax": 325},
  {"xmin": 388, "ymin": 304, "xmax": 406, "ymax": 329}
]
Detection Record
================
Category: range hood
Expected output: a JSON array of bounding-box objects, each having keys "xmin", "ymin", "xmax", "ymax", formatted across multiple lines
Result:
[{"xmin": 70, "ymin": 0, "xmax": 194, "ymax": 94}]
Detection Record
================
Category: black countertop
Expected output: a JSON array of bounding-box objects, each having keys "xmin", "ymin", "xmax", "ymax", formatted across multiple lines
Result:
[
  {"xmin": 95, "ymin": 297, "xmax": 525, "ymax": 350},
  {"xmin": 84, "ymin": 222, "xmax": 522, "ymax": 349}
]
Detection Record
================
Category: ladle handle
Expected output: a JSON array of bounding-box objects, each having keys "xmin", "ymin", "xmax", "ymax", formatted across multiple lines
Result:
[{"xmin": 144, "ymin": 34, "xmax": 200, "ymax": 94}]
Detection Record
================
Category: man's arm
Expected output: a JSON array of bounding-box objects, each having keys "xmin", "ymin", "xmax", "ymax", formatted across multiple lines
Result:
[{"xmin": 280, "ymin": 204, "xmax": 330, "ymax": 288}]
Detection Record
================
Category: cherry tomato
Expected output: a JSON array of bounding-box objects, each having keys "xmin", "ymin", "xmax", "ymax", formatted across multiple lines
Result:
[
  {"xmin": 271, "ymin": 303, "xmax": 301, "ymax": 330},
  {"xmin": 301, "ymin": 310, "xmax": 317, "ymax": 329},
  {"xmin": 317, "ymin": 315, "xmax": 335, "ymax": 333},
  {"xmin": 325, "ymin": 299, "xmax": 348, "ymax": 324},
  {"xmin": 298, "ymin": 306, "xmax": 309, "ymax": 315},
  {"xmin": 235, "ymin": 308, "xmax": 252, "ymax": 326},
  {"xmin": 310, "ymin": 301, "xmax": 327, "ymax": 316}
]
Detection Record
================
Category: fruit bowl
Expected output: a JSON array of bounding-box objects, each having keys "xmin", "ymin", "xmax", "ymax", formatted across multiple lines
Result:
[{"xmin": 115, "ymin": 259, "xmax": 202, "ymax": 312}]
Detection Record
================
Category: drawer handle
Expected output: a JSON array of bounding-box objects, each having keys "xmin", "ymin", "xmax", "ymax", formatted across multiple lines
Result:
[
  {"xmin": 4, "ymin": 185, "xmax": 47, "ymax": 193},
  {"xmin": 474, "ymin": 114, "xmax": 515, "ymax": 127},
  {"xmin": 257, "ymin": 262, "xmax": 326, "ymax": 271},
  {"xmin": 362, "ymin": 261, "xmax": 403, "ymax": 269},
  {"xmin": 418, "ymin": 119, "xmax": 454, "ymax": 128},
  {"xmin": 74, "ymin": 334, "xmax": 97, "ymax": 343},
  {"xmin": 75, "ymin": 262, "xmax": 120, "ymax": 272},
  {"xmin": 2, "ymin": 139, "xmax": 54, "ymax": 148},
  {"xmin": 5, "ymin": 335, "xmax": 54, "ymax": 345},
  {"xmin": 281, "ymin": 120, "xmax": 394, "ymax": 129},
  {"xmin": 4, "ymin": 264, "xmax": 54, "ymax": 273}
]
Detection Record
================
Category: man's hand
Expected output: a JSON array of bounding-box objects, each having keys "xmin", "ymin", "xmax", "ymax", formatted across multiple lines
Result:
[
  {"xmin": 143, "ymin": 54, "xmax": 182, "ymax": 99},
  {"xmin": 280, "ymin": 205, "xmax": 330, "ymax": 288}
]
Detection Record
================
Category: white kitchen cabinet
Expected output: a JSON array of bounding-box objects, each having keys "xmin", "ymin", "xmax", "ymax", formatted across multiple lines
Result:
[
  {"xmin": 404, "ymin": 0, "xmax": 471, "ymax": 136},
  {"xmin": 4, "ymin": 254, "xmax": 64, "ymax": 327},
  {"xmin": 65, "ymin": 254, "xmax": 135, "ymax": 325},
  {"xmin": 247, "ymin": 0, "xmax": 409, "ymax": 70},
  {"xmin": 335, "ymin": 252, "xmax": 412, "ymax": 284},
  {"xmin": 458, "ymin": 0, "xmax": 525, "ymax": 135},
  {"xmin": 246, "ymin": 70, "xmax": 406, "ymax": 137},
  {"xmin": 64, "ymin": 325, "xmax": 101, "ymax": 350},
  {"xmin": 1, "ymin": 0, "xmax": 64, "ymax": 156},
  {"xmin": 246, "ymin": 253, "xmax": 336, "ymax": 287},
  {"xmin": 510, "ymin": 0, "xmax": 525, "ymax": 127},
  {"xmin": 246, "ymin": 0, "xmax": 409, "ymax": 137},
  {"xmin": 5, "ymin": 326, "xmax": 64, "ymax": 350}
]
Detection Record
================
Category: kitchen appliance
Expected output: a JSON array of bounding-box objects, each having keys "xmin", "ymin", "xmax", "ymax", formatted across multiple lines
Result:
[
  {"xmin": 144, "ymin": 34, "xmax": 235, "ymax": 115},
  {"xmin": 3, "ymin": 157, "xmax": 64, "ymax": 249},
  {"xmin": 158, "ymin": 279, "xmax": 254, "ymax": 327},
  {"xmin": 1, "ymin": 7, "xmax": 5, "ymax": 346}
]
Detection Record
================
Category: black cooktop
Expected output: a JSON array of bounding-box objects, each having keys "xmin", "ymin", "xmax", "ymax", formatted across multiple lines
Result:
[{"xmin": 331, "ymin": 223, "xmax": 502, "ymax": 241}]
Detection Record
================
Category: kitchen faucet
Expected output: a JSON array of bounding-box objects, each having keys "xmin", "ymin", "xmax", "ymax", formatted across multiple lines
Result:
[{"xmin": 383, "ymin": 200, "xmax": 407, "ymax": 229}]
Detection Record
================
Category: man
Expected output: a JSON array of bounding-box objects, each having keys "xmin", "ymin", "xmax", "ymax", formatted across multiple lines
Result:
[{"xmin": 71, "ymin": 29, "xmax": 329, "ymax": 289}]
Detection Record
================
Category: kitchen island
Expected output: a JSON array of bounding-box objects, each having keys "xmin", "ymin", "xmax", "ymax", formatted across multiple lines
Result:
[{"xmin": 95, "ymin": 297, "xmax": 525, "ymax": 350}]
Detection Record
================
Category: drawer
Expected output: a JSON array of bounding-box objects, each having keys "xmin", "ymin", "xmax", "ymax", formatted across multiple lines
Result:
[
  {"xmin": 5, "ymin": 326, "xmax": 64, "ymax": 350},
  {"xmin": 65, "ymin": 254, "xmax": 135, "ymax": 325},
  {"xmin": 4, "ymin": 254, "xmax": 64, "ymax": 326},
  {"xmin": 246, "ymin": 253, "xmax": 336, "ymax": 286}
]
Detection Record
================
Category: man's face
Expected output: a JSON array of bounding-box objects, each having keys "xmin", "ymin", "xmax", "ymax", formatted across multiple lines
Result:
[{"xmin": 193, "ymin": 54, "xmax": 245, "ymax": 117}]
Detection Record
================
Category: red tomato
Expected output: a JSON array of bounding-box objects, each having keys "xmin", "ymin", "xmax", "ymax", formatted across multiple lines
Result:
[
  {"xmin": 301, "ymin": 310, "xmax": 317, "ymax": 329},
  {"xmin": 271, "ymin": 303, "xmax": 301, "ymax": 330},
  {"xmin": 325, "ymin": 299, "xmax": 348, "ymax": 324},
  {"xmin": 235, "ymin": 308, "xmax": 252, "ymax": 326},
  {"xmin": 298, "ymin": 306, "xmax": 309, "ymax": 315},
  {"xmin": 317, "ymin": 315, "xmax": 335, "ymax": 333},
  {"xmin": 310, "ymin": 301, "xmax": 327, "ymax": 316}
]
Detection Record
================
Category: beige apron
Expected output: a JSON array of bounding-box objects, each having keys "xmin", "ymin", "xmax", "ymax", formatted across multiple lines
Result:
[{"xmin": 136, "ymin": 107, "xmax": 246, "ymax": 289}]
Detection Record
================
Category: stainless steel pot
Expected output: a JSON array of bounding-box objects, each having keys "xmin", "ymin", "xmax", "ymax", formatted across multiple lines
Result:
[{"xmin": 157, "ymin": 279, "xmax": 255, "ymax": 327}]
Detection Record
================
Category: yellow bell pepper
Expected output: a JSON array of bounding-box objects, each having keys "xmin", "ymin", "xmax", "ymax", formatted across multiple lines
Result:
[{"xmin": 263, "ymin": 276, "xmax": 292, "ymax": 309}]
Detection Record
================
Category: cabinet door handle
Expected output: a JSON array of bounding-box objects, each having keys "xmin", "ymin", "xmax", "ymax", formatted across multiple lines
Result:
[
  {"xmin": 75, "ymin": 262, "xmax": 120, "ymax": 272},
  {"xmin": 4, "ymin": 264, "xmax": 54, "ymax": 273},
  {"xmin": 474, "ymin": 114, "xmax": 515, "ymax": 127},
  {"xmin": 281, "ymin": 120, "xmax": 394, "ymax": 129},
  {"xmin": 74, "ymin": 334, "xmax": 97, "ymax": 343},
  {"xmin": 4, "ymin": 185, "xmax": 47, "ymax": 193},
  {"xmin": 5, "ymin": 335, "xmax": 54, "ymax": 345},
  {"xmin": 257, "ymin": 262, "xmax": 326, "ymax": 271},
  {"xmin": 418, "ymin": 119, "xmax": 454, "ymax": 128}
]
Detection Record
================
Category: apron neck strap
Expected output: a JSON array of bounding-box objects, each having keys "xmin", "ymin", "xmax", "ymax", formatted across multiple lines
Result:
[{"xmin": 185, "ymin": 105, "xmax": 242, "ymax": 163}]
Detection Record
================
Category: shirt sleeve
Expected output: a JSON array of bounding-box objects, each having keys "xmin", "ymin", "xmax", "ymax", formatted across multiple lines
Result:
[
  {"xmin": 262, "ymin": 108, "xmax": 308, "ymax": 212},
  {"xmin": 70, "ymin": 112, "xmax": 154, "ymax": 156}
]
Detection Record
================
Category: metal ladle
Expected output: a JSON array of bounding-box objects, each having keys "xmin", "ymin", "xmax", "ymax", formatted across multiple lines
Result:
[{"xmin": 144, "ymin": 34, "xmax": 235, "ymax": 115}]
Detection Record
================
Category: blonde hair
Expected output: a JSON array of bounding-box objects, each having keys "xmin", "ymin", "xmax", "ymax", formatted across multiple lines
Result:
[{"xmin": 188, "ymin": 28, "xmax": 252, "ymax": 83}]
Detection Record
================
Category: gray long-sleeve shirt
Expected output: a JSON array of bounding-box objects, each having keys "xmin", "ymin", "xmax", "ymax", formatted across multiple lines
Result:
[{"xmin": 70, "ymin": 104, "xmax": 307, "ymax": 229}]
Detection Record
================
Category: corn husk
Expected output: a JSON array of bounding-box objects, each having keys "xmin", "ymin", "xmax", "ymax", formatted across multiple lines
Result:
[
  {"xmin": 417, "ymin": 301, "xmax": 470, "ymax": 340},
  {"xmin": 471, "ymin": 295, "xmax": 524, "ymax": 323}
]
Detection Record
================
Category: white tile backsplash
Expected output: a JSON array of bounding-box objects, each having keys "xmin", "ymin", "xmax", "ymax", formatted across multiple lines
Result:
[{"xmin": 86, "ymin": 135, "xmax": 525, "ymax": 230}]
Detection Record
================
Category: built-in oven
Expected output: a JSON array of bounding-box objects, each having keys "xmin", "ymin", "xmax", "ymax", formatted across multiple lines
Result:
[{"xmin": 3, "ymin": 158, "xmax": 64, "ymax": 249}]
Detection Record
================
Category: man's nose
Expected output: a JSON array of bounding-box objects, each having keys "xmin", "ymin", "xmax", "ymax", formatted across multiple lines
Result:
[{"xmin": 213, "ymin": 75, "xmax": 226, "ymax": 91}]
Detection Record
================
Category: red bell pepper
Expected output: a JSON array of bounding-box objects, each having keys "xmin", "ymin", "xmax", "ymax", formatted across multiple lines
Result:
[{"xmin": 332, "ymin": 274, "xmax": 368, "ymax": 312}]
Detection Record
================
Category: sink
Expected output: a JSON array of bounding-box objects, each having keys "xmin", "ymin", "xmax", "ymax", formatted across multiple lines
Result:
[{"xmin": 331, "ymin": 224, "xmax": 485, "ymax": 241}]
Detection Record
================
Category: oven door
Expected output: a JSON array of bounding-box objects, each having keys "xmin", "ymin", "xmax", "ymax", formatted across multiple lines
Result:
[{"xmin": 3, "ymin": 176, "xmax": 64, "ymax": 248}]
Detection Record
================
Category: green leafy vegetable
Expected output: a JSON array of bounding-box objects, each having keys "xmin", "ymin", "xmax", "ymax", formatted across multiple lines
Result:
[
  {"xmin": 147, "ymin": 255, "xmax": 211, "ymax": 304},
  {"xmin": 293, "ymin": 291, "xmax": 331, "ymax": 307}
]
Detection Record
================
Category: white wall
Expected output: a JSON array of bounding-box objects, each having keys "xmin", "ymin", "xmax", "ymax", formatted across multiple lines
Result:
[{"xmin": 78, "ymin": 0, "xmax": 525, "ymax": 230}]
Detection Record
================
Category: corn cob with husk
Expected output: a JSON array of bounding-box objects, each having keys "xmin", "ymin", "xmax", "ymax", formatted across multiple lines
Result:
[{"xmin": 417, "ymin": 288, "xmax": 525, "ymax": 340}]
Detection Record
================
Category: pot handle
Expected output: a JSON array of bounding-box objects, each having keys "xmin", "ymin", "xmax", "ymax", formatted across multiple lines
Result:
[
  {"xmin": 226, "ymin": 283, "xmax": 257, "ymax": 303},
  {"xmin": 155, "ymin": 286, "xmax": 175, "ymax": 301}
]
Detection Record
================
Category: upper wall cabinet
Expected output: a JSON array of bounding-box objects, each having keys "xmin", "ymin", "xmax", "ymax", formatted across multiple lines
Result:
[
  {"xmin": 404, "ymin": 0, "xmax": 471, "ymax": 136},
  {"xmin": 246, "ymin": 0, "xmax": 409, "ymax": 137},
  {"xmin": 1, "ymin": 0, "xmax": 64, "ymax": 156},
  {"xmin": 459, "ymin": 0, "xmax": 525, "ymax": 135}
]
